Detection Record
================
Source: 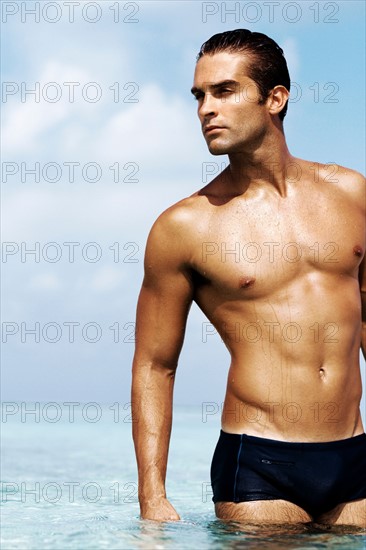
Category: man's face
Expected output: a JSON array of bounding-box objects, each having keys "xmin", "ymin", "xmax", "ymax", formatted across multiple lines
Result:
[{"xmin": 191, "ymin": 51, "xmax": 269, "ymax": 156}]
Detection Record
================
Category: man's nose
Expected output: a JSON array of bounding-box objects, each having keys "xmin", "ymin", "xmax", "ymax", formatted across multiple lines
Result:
[{"xmin": 199, "ymin": 93, "xmax": 217, "ymax": 118}]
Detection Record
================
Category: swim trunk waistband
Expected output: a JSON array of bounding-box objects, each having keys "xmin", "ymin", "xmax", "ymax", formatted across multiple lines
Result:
[{"xmin": 218, "ymin": 429, "xmax": 366, "ymax": 449}]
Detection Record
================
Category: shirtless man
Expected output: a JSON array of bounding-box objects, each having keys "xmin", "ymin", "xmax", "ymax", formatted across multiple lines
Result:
[{"xmin": 131, "ymin": 29, "xmax": 366, "ymax": 527}]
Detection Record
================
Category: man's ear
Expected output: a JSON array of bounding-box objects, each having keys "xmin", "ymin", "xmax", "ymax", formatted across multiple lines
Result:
[{"xmin": 267, "ymin": 85, "xmax": 289, "ymax": 116}]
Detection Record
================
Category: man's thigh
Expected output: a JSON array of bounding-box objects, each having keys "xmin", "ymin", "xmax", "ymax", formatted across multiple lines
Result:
[
  {"xmin": 317, "ymin": 498, "xmax": 366, "ymax": 529},
  {"xmin": 215, "ymin": 500, "xmax": 312, "ymax": 524}
]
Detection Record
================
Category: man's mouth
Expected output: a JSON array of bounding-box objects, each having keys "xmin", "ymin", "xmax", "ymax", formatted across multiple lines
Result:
[{"xmin": 204, "ymin": 126, "xmax": 225, "ymax": 135}]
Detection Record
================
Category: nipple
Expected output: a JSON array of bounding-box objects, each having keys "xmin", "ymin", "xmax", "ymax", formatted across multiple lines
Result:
[
  {"xmin": 239, "ymin": 277, "xmax": 256, "ymax": 289},
  {"xmin": 353, "ymin": 246, "xmax": 363, "ymax": 257}
]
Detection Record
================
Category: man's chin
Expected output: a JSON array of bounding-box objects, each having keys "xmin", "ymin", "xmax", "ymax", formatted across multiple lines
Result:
[{"xmin": 207, "ymin": 143, "xmax": 230, "ymax": 156}]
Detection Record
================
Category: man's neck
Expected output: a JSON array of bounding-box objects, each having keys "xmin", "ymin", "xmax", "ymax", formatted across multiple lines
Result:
[{"xmin": 227, "ymin": 127, "xmax": 292, "ymax": 198}]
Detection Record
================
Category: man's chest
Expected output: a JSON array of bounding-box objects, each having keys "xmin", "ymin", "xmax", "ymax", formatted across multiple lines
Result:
[{"xmin": 190, "ymin": 194, "xmax": 365, "ymax": 297}]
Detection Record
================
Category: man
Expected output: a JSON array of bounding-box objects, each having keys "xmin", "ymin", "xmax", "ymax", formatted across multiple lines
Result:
[{"xmin": 131, "ymin": 29, "xmax": 366, "ymax": 527}]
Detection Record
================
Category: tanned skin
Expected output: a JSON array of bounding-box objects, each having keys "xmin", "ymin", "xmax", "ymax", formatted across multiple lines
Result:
[{"xmin": 132, "ymin": 52, "xmax": 366, "ymax": 526}]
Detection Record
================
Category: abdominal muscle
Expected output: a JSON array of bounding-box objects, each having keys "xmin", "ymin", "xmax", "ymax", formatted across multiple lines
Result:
[
  {"xmin": 222, "ymin": 361, "xmax": 363, "ymax": 442},
  {"xmin": 212, "ymin": 281, "xmax": 364, "ymax": 442}
]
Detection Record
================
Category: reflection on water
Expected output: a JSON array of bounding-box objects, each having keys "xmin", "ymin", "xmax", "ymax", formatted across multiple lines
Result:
[
  {"xmin": 2, "ymin": 492, "xmax": 365, "ymax": 549},
  {"xmin": 131, "ymin": 517, "xmax": 366, "ymax": 550},
  {"xmin": 206, "ymin": 519, "xmax": 365, "ymax": 548},
  {"xmin": 2, "ymin": 406, "xmax": 365, "ymax": 549}
]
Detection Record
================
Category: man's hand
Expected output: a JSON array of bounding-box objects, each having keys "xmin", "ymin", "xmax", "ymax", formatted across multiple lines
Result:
[{"xmin": 140, "ymin": 497, "xmax": 180, "ymax": 522}]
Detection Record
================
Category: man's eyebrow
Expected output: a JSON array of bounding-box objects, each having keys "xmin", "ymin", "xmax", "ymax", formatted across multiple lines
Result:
[{"xmin": 190, "ymin": 80, "xmax": 239, "ymax": 95}]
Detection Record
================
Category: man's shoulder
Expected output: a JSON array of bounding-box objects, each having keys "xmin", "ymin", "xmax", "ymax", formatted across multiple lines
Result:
[
  {"xmin": 320, "ymin": 161, "xmax": 363, "ymax": 184},
  {"xmin": 145, "ymin": 191, "xmax": 208, "ymax": 261},
  {"xmin": 150, "ymin": 191, "xmax": 208, "ymax": 234},
  {"xmin": 298, "ymin": 158, "xmax": 365, "ymax": 199},
  {"xmin": 322, "ymin": 162, "xmax": 364, "ymax": 206}
]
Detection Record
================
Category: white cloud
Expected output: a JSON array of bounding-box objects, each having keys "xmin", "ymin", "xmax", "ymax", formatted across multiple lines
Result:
[
  {"xmin": 91, "ymin": 82, "xmax": 203, "ymax": 169},
  {"xmin": 29, "ymin": 272, "xmax": 62, "ymax": 291},
  {"xmin": 88, "ymin": 266, "xmax": 126, "ymax": 292},
  {"xmin": 3, "ymin": 61, "xmax": 206, "ymax": 174},
  {"xmin": 2, "ymin": 61, "xmax": 93, "ymax": 155}
]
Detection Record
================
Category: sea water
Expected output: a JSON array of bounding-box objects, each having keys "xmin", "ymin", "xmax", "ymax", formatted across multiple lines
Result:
[{"xmin": 1, "ymin": 404, "xmax": 365, "ymax": 549}]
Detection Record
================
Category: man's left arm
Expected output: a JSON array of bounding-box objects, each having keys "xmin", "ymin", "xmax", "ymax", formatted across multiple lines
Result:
[
  {"xmin": 359, "ymin": 255, "xmax": 366, "ymax": 361},
  {"xmin": 347, "ymin": 168, "xmax": 366, "ymax": 360}
]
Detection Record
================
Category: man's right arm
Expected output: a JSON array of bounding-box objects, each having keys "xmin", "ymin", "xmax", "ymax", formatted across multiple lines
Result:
[{"xmin": 131, "ymin": 210, "xmax": 194, "ymax": 521}]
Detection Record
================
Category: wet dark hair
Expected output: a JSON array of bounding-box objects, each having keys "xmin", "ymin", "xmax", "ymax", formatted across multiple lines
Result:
[{"xmin": 197, "ymin": 29, "xmax": 290, "ymax": 121}]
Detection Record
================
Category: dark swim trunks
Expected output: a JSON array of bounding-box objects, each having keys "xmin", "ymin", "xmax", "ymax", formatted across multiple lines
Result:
[{"xmin": 211, "ymin": 430, "xmax": 366, "ymax": 518}]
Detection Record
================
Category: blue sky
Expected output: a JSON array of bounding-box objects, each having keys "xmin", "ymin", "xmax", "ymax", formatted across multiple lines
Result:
[{"xmin": 1, "ymin": 1, "xmax": 365, "ymax": 417}]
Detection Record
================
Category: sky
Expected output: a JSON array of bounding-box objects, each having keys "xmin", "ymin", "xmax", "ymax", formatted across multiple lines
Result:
[{"xmin": 1, "ymin": 1, "xmax": 365, "ymax": 421}]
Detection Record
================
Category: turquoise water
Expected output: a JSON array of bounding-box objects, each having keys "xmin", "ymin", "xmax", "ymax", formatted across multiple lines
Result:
[{"xmin": 1, "ymin": 404, "xmax": 365, "ymax": 549}]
